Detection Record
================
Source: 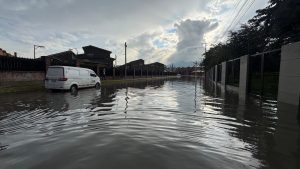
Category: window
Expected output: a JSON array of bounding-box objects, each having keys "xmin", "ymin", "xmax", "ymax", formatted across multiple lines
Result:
[
  {"xmin": 68, "ymin": 69, "xmax": 80, "ymax": 77},
  {"xmin": 47, "ymin": 67, "xmax": 64, "ymax": 77},
  {"xmin": 80, "ymin": 70, "xmax": 89, "ymax": 76}
]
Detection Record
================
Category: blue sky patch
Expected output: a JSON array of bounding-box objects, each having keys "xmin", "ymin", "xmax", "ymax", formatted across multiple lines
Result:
[{"xmin": 153, "ymin": 39, "xmax": 168, "ymax": 48}]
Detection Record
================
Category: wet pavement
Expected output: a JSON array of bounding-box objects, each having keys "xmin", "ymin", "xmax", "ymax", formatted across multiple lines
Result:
[{"xmin": 0, "ymin": 77, "xmax": 299, "ymax": 169}]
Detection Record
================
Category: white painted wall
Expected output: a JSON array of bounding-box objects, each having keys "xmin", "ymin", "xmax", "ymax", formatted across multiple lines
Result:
[{"xmin": 278, "ymin": 41, "xmax": 300, "ymax": 106}]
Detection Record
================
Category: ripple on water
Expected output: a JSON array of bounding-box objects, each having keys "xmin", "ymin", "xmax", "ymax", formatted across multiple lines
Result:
[{"xmin": 0, "ymin": 79, "xmax": 296, "ymax": 169}]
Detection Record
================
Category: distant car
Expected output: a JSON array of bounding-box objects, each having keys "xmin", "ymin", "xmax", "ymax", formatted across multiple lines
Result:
[{"xmin": 45, "ymin": 66, "xmax": 101, "ymax": 92}]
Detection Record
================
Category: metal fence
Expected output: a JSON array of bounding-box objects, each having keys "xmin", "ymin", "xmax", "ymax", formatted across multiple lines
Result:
[
  {"xmin": 226, "ymin": 58, "xmax": 240, "ymax": 86},
  {"xmin": 217, "ymin": 64, "xmax": 222, "ymax": 82},
  {"xmin": 0, "ymin": 56, "xmax": 45, "ymax": 72},
  {"xmin": 248, "ymin": 49, "xmax": 281, "ymax": 98}
]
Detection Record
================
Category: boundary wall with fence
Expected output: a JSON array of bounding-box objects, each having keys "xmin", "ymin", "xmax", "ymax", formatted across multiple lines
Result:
[{"xmin": 205, "ymin": 41, "xmax": 300, "ymax": 108}]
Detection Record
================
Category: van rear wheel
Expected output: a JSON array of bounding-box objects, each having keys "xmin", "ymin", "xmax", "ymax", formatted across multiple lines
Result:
[
  {"xmin": 95, "ymin": 82, "xmax": 100, "ymax": 89},
  {"xmin": 70, "ymin": 85, "xmax": 78, "ymax": 93}
]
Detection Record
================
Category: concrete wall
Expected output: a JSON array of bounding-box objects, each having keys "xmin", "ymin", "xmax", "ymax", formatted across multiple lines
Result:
[
  {"xmin": 221, "ymin": 62, "xmax": 226, "ymax": 85},
  {"xmin": 239, "ymin": 55, "xmax": 249, "ymax": 101},
  {"xmin": 278, "ymin": 42, "xmax": 300, "ymax": 106},
  {"xmin": 0, "ymin": 71, "xmax": 45, "ymax": 84},
  {"xmin": 205, "ymin": 41, "xmax": 300, "ymax": 108},
  {"xmin": 214, "ymin": 65, "xmax": 218, "ymax": 82},
  {"xmin": 205, "ymin": 67, "xmax": 214, "ymax": 82}
]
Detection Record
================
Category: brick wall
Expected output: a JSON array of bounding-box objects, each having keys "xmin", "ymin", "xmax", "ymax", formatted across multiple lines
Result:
[{"xmin": 0, "ymin": 71, "xmax": 45, "ymax": 83}]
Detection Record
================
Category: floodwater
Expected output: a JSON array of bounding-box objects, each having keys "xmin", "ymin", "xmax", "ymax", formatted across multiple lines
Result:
[{"xmin": 0, "ymin": 77, "xmax": 299, "ymax": 169}]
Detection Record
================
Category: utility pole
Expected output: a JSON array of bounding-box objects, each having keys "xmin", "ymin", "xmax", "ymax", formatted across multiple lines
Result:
[
  {"xmin": 115, "ymin": 54, "xmax": 117, "ymax": 66},
  {"xmin": 34, "ymin": 45, "xmax": 45, "ymax": 59},
  {"xmin": 125, "ymin": 42, "xmax": 127, "ymax": 78}
]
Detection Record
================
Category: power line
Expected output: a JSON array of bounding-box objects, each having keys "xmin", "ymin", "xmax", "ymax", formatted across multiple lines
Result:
[
  {"xmin": 218, "ymin": 0, "xmax": 243, "ymax": 40},
  {"xmin": 220, "ymin": 0, "xmax": 249, "ymax": 39},
  {"xmin": 220, "ymin": 0, "xmax": 249, "ymax": 40},
  {"xmin": 231, "ymin": 0, "xmax": 243, "ymax": 18},
  {"xmin": 233, "ymin": 0, "xmax": 241, "ymax": 10},
  {"xmin": 232, "ymin": 0, "xmax": 256, "ymax": 30}
]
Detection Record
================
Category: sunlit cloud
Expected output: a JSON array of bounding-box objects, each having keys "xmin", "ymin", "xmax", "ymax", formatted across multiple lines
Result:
[{"xmin": 0, "ymin": 0, "xmax": 268, "ymax": 66}]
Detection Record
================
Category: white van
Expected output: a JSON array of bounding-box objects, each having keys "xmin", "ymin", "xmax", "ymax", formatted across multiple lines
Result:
[{"xmin": 45, "ymin": 66, "xmax": 101, "ymax": 92}]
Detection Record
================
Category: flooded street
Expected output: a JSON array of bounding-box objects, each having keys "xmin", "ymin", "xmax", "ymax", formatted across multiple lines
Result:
[{"xmin": 0, "ymin": 78, "xmax": 299, "ymax": 169}]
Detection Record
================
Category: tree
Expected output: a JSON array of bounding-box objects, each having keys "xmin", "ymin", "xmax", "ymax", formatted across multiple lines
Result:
[{"xmin": 203, "ymin": 0, "xmax": 300, "ymax": 69}]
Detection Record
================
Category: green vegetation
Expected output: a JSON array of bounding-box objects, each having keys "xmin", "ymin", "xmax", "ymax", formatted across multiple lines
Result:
[
  {"xmin": 248, "ymin": 73, "xmax": 279, "ymax": 98},
  {"xmin": 203, "ymin": 0, "xmax": 300, "ymax": 69},
  {"xmin": 0, "ymin": 81, "xmax": 45, "ymax": 94}
]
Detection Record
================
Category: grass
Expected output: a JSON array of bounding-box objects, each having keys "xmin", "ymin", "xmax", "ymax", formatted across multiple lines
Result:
[{"xmin": 0, "ymin": 81, "xmax": 45, "ymax": 94}]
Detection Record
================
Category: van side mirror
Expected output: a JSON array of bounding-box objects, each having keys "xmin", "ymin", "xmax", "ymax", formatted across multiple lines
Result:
[{"xmin": 90, "ymin": 73, "xmax": 97, "ymax": 77}]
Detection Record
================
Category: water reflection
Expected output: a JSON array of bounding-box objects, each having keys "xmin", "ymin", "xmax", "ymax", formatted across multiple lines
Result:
[{"xmin": 0, "ymin": 78, "xmax": 299, "ymax": 169}]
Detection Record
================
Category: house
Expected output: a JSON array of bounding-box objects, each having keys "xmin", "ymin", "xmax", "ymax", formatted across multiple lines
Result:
[
  {"xmin": 145, "ymin": 62, "xmax": 165, "ymax": 72},
  {"xmin": 0, "ymin": 48, "xmax": 17, "ymax": 57},
  {"xmin": 44, "ymin": 45, "xmax": 115, "ymax": 76}
]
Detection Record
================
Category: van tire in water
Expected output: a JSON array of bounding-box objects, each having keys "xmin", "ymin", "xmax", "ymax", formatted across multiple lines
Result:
[
  {"xmin": 70, "ymin": 85, "xmax": 78, "ymax": 93},
  {"xmin": 95, "ymin": 82, "xmax": 100, "ymax": 89}
]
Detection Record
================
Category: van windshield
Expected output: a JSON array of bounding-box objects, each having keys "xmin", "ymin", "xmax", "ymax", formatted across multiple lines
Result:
[{"xmin": 47, "ymin": 67, "xmax": 64, "ymax": 77}]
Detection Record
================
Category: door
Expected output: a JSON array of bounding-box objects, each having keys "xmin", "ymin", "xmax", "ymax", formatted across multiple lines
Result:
[
  {"xmin": 46, "ymin": 67, "xmax": 64, "ymax": 88},
  {"xmin": 79, "ymin": 69, "xmax": 90, "ymax": 87},
  {"xmin": 89, "ymin": 71, "xmax": 97, "ymax": 86}
]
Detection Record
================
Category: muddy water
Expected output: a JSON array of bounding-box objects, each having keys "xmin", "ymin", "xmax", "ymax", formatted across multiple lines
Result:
[{"xmin": 0, "ymin": 78, "xmax": 299, "ymax": 169}]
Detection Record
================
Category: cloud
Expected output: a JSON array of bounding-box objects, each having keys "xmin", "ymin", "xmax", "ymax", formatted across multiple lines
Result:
[
  {"xmin": 167, "ymin": 19, "xmax": 218, "ymax": 66},
  {"xmin": 125, "ymin": 30, "xmax": 177, "ymax": 65},
  {"xmin": 125, "ymin": 19, "xmax": 218, "ymax": 67},
  {"xmin": 0, "ymin": 0, "xmax": 268, "ymax": 64},
  {"xmin": 0, "ymin": 0, "xmax": 210, "ymax": 59}
]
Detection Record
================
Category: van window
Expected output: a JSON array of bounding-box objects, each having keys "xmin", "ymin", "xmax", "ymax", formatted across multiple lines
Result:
[
  {"xmin": 47, "ymin": 67, "xmax": 64, "ymax": 77},
  {"xmin": 80, "ymin": 70, "xmax": 89, "ymax": 76},
  {"xmin": 90, "ymin": 73, "xmax": 97, "ymax": 77},
  {"xmin": 68, "ymin": 69, "xmax": 80, "ymax": 77}
]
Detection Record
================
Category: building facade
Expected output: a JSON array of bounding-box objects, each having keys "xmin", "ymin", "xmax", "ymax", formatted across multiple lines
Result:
[
  {"xmin": 0, "ymin": 48, "xmax": 17, "ymax": 57},
  {"xmin": 44, "ymin": 45, "xmax": 115, "ymax": 76}
]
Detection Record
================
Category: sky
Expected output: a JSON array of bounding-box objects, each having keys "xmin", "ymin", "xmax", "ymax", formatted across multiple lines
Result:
[{"xmin": 0, "ymin": 0, "xmax": 269, "ymax": 66}]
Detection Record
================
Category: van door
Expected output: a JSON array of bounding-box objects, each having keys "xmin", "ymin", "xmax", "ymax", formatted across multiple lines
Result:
[
  {"xmin": 66, "ymin": 68, "xmax": 80, "ymax": 85},
  {"xmin": 79, "ymin": 69, "xmax": 90, "ymax": 87},
  {"xmin": 46, "ymin": 67, "xmax": 64, "ymax": 88},
  {"xmin": 90, "ymin": 71, "xmax": 97, "ymax": 86}
]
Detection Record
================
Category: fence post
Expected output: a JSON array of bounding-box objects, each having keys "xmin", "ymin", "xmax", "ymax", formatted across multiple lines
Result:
[
  {"xmin": 147, "ymin": 69, "xmax": 148, "ymax": 78},
  {"xmin": 278, "ymin": 41, "xmax": 300, "ymax": 107},
  {"xmin": 260, "ymin": 53, "xmax": 265, "ymax": 97},
  {"xmin": 151, "ymin": 69, "xmax": 153, "ymax": 78},
  {"xmin": 214, "ymin": 65, "xmax": 218, "ymax": 83},
  {"xmin": 211, "ymin": 68, "xmax": 214, "ymax": 81},
  {"xmin": 221, "ymin": 61, "xmax": 227, "ymax": 88},
  {"xmin": 239, "ymin": 55, "xmax": 249, "ymax": 102},
  {"xmin": 113, "ymin": 67, "xmax": 115, "ymax": 79}
]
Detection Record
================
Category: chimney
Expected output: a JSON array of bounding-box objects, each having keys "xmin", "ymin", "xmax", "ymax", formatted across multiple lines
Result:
[{"xmin": 14, "ymin": 52, "xmax": 17, "ymax": 57}]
